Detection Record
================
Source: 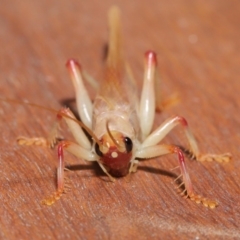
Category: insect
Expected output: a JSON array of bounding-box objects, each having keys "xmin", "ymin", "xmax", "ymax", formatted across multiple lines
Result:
[{"xmin": 15, "ymin": 6, "xmax": 231, "ymax": 208}]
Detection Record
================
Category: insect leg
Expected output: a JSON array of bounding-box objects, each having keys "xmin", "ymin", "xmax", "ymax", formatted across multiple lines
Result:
[
  {"xmin": 141, "ymin": 116, "xmax": 198, "ymax": 152},
  {"xmin": 141, "ymin": 116, "xmax": 231, "ymax": 162},
  {"xmin": 59, "ymin": 109, "xmax": 116, "ymax": 182},
  {"xmin": 42, "ymin": 140, "xmax": 97, "ymax": 205},
  {"xmin": 129, "ymin": 160, "xmax": 139, "ymax": 173},
  {"xmin": 136, "ymin": 144, "xmax": 218, "ymax": 208},
  {"xmin": 17, "ymin": 108, "xmax": 92, "ymax": 150},
  {"xmin": 66, "ymin": 59, "xmax": 93, "ymax": 129},
  {"xmin": 82, "ymin": 70, "xmax": 99, "ymax": 91},
  {"xmin": 155, "ymin": 69, "xmax": 180, "ymax": 112},
  {"xmin": 58, "ymin": 108, "xmax": 91, "ymax": 150},
  {"xmin": 139, "ymin": 51, "xmax": 157, "ymax": 140},
  {"xmin": 17, "ymin": 121, "xmax": 61, "ymax": 149},
  {"xmin": 17, "ymin": 136, "xmax": 50, "ymax": 147}
]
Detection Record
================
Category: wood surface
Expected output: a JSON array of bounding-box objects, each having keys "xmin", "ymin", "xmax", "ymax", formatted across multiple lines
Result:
[{"xmin": 0, "ymin": 0, "xmax": 239, "ymax": 239}]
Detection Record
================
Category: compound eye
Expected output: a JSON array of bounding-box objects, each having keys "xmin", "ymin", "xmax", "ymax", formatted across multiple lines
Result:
[
  {"xmin": 124, "ymin": 137, "xmax": 133, "ymax": 153},
  {"xmin": 95, "ymin": 143, "xmax": 103, "ymax": 157}
]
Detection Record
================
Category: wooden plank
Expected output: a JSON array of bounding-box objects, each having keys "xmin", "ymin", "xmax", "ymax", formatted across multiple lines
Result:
[{"xmin": 0, "ymin": 0, "xmax": 239, "ymax": 239}]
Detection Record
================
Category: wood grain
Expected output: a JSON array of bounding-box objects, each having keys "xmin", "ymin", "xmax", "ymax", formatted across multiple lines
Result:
[{"xmin": 0, "ymin": 0, "xmax": 239, "ymax": 239}]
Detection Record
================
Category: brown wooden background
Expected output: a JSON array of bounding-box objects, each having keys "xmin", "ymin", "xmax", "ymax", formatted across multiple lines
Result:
[{"xmin": 0, "ymin": 0, "xmax": 240, "ymax": 239}]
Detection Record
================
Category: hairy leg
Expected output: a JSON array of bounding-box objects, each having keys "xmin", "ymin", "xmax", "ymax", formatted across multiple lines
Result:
[{"xmin": 136, "ymin": 144, "xmax": 218, "ymax": 208}]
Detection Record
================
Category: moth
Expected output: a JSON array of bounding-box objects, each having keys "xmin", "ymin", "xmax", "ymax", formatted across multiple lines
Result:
[{"xmin": 16, "ymin": 6, "xmax": 231, "ymax": 208}]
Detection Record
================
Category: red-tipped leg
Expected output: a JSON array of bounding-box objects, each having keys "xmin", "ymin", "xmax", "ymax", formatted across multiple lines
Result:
[
  {"xmin": 172, "ymin": 147, "xmax": 218, "ymax": 208},
  {"xmin": 141, "ymin": 115, "xmax": 232, "ymax": 164},
  {"xmin": 66, "ymin": 59, "xmax": 93, "ymax": 129},
  {"xmin": 42, "ymin": 141, "xmax": 71, "ymax": 205},
  {"xmin": 17, "ymin": 115, "xmax": 62, "ymax": 149},
  {"xmin": 136, "ymin": 144, "xmax": 218, "ymax": 208},
  {"xmin": 139, "ymin": 51, "xmax": 157, "ymax": 140},
  {"xmin": 41, "ymin": 139, "xmax": 97, "ymax": 205}
]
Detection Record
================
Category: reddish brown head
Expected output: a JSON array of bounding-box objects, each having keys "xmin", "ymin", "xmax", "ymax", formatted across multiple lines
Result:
[{"xmin": 95, "ymin": 131, "xmax": 133, "ymax": 177}]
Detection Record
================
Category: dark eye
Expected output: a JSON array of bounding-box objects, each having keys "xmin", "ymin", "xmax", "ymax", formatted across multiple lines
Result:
[
  {"xmin": 95, "ymin": 143, "xmax": 103, "ymax": 157},
  {"xmin": 124, "ymin": 137, "xmax": 133, "ymax": 153}
]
